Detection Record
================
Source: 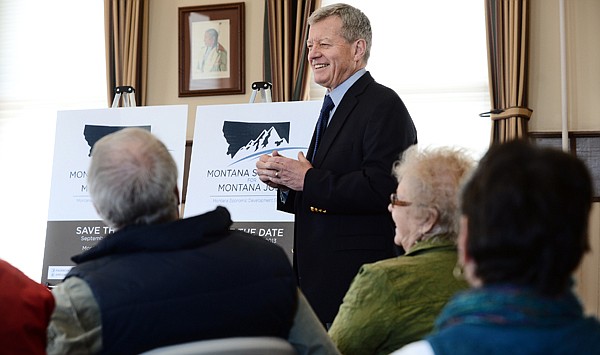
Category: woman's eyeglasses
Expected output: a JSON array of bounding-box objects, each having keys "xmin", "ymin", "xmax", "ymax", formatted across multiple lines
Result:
[{"xmin": 390, "ymin": 193, "xmax": 412, "ymax": 207}]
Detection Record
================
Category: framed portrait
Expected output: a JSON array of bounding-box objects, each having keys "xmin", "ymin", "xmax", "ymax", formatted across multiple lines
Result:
[{"xmin": 178, "ymin": 3, "xmax": 245, "ymax": 97}]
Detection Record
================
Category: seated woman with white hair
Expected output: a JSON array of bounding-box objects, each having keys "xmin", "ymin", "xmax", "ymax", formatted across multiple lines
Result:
[{"xmin": 328, "ymin": 145, "xmax": 474, "ymax": 355}]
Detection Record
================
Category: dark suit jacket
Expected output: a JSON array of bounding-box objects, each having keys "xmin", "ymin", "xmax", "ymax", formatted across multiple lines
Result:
[{"xmin": 278, "ymin": 72, "xmax": 417, "ymax": 325}]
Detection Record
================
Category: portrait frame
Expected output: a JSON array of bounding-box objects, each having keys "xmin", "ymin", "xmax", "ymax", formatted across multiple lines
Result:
[{"xmin": 178, "ymin": 3, "xmax": 245, "ymax": 97}]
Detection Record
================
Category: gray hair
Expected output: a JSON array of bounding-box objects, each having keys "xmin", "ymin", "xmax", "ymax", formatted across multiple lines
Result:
[
  {"xmin": 393, "ymin": 145, "xmax": 475, "ymax": 242},
  {"xmin": 87, "ymin": 127, "xmax": 179, "ymax": 229},
  {"xmin": 308, "ymin": 3, "xmax": 372, "ymax": 63}
]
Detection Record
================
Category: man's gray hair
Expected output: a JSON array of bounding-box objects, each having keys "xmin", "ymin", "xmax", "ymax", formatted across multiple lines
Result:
[
  {"xmin": 87, "ymin": 127, "xmax": 179, "ymax": 229},
  {"xmin": 308, "ymin": 3, "xmax": 372, "ymax": 62}
]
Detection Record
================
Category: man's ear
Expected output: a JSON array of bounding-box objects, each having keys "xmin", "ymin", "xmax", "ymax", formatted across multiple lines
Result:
[{"xmin": 353, "ymin": 39, "xmax": 366, "ymax": 62}]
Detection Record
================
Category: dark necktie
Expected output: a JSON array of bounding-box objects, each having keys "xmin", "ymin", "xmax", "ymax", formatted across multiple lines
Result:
[{"xmin": 314, "ymin": 95, "xmax": 334, "ymax": 156}]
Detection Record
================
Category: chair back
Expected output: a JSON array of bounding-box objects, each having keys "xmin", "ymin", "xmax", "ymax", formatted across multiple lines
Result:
[{"xmin": 140, "ymin": 336, "xmax": 296, "ymax": 355}]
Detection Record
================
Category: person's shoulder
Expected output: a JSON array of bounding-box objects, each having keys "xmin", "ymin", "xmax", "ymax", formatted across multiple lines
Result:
[
  {"xmin": 579, "ymin": 315, "xmax": 600, "ymax": 341},
  {"xmin": 354, "ymin": 73, "xmax": 401, "ymax": 100},
  {"xmin": 390, "ymin": 340, "xmax": 435, "ymax": 355},
  {"xmin": 0, "ymin": 259, "xmax": 32, "ymax": 282},
  {"xmin": 0, "ymin": 259, "xmax": 27, "ymax": 283},
  {"xmin": 359, "ymin": 71, "xmax": 394, "ymax": 90},
  {"xmin": 357, "ymin": 257, "xmax": 411, "ymax": 280},
  {"xmin": 365, "ymin": 254, "xmax": 440, "ymax": 283},
  {"xmin": 369, "ymin": 79, "xmax": 401, "ymax": 97},
  {"xmin": 379, "ymin": 248, "xmax": 443, "ymax": 268},
  {"xmin": 368, "ymin": 256, "xmax": 402, "ymax": 270},
  {"xmin": 0, "ymin": 259, "xmax": 53, "ymax": 302},
  {"xmin": 52, "ymin": 276, "xmax": 96, "ymax": 306}
]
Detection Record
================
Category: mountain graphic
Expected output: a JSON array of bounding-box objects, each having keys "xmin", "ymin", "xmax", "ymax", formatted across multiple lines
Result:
[
  {"xmin": 238, "ymin": 127, "xmax": 286, "ymax": 154},
  {"xmin": 222, "ymin": 121, "xmax": 290, "ymax": 159}
]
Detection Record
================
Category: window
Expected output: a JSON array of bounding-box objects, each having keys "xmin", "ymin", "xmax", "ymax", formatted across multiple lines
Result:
[
  {"xmin": 317, "ymin": 0, "xmax": 491, "ymax": 159},
  {"xmin": 0, "ymin": 1, "xmax": 107, "ymax": 280}
]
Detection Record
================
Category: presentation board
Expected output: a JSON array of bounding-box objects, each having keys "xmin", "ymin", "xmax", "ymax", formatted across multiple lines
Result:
[
  {"xmin": 41, "ymin": 105, "xmax": 188, "ymax": 285},
  {"xmin": 184, "ymin": 101, "xmax": 321, "ymax": 261}
]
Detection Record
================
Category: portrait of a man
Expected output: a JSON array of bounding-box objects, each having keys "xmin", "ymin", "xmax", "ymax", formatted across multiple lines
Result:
[
  {"xmin": 199, "ymin": 28, "xmax": 227, "ymax": 72},
  {"xmin": 191, "ymin": 20, "xmax": 230, "ymax": 80}
]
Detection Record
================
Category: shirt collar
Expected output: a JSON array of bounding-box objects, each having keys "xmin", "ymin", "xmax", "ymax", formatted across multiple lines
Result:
[{"xmin": 327, "ymin": 68, "xmax": 367, "ymax": 110}]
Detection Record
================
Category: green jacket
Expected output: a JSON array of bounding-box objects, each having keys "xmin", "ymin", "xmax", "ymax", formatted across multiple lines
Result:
[{"xmin": 329, "ymin": 238, "xmax": 468, "ymax": 355}]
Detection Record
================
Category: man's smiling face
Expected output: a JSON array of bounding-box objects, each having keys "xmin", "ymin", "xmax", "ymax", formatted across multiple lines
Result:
[{"xmin": 307, "ymin": 16, "xmax": 365, "ymax": 91}]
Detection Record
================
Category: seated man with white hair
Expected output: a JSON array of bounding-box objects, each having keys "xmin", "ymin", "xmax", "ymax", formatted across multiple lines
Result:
[{"xmin": 47, "ymin": 127, "xmax": 339, "ymax": 355}]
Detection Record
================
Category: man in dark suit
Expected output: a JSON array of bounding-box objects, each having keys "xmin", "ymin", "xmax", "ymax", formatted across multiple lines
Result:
[{"xmin": 256, "ymin": 3, "xmax": 417, "ymax": 327}]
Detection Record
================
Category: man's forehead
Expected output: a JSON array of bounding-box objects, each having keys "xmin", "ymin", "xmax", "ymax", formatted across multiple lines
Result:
[
  {"xmin": 307, "ymin": 35, "xmax": 335, "ymax": 43},
  {"xmin": 307, "ymin": 27, "xmax": 343, "ymax": 42}
]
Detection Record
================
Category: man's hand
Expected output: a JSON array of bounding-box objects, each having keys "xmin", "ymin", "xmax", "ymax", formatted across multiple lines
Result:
[
  {"xmin": 256, "ymin": 153, "xmax": 283, "ymax": 189},
  {"xmin": 255, "ymin": 150, "xmax": 313, "ymax": 191}
]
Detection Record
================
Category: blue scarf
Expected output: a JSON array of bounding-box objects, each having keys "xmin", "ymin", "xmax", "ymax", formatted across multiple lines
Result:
[
  {"xmin": 435, "ymin": 285, "xmax": 584, "ymax": 329},
  {"xmin": 427, "ymin": 285, "xmax": 600, "ymax": 355}
]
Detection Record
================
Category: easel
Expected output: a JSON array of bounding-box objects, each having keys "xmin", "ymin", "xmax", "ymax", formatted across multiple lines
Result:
[
  {"xmin": 111, "ymin": 86, "xmax": 137, "ymax": 108},
  {"xmin": 249, "ymin": 81, "xmax": 273, "ymax": 103}
]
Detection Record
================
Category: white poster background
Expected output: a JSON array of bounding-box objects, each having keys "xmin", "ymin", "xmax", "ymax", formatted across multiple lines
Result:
[
  {"xmin": 184, "ymin": 101, "xmax": 321, "ymax": 222},
  {"xmin": 42, "ymin": 105, "xmax": 188, "ymax": 283},
  {"xmin": 47, "ymin": 105, "xmax": 188, "ymax": 221}
]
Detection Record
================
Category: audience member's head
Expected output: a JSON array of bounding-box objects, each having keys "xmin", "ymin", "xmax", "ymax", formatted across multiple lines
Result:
[
  {"xmin": 459, "ymin": 139, "xmax": 592, "ymax": 295},
  {"xmin": 390, "ymin": 145, "xmax": 475, "ymax": 251},
  {"xmin": 87, "ymin": 127, "xmax": 179, "ymax": 229}
]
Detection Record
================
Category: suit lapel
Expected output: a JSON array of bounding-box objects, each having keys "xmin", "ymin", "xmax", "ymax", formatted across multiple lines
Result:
[{"xmin": 312, "ymin": 72, "xmax": 374, "ymax": 166}]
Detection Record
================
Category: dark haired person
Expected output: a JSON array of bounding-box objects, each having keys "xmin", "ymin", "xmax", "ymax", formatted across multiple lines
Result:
[{"xmin": 393, "ymin": 140, "xmax": 600, "ymax": 354}]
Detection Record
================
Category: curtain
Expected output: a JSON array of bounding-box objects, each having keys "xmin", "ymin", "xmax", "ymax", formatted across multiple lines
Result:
[
  {"xmin": 484, "ymin": 0, "xmax": 532, "ymax": 144},
  {"xmin": 104, "ymin": 0, "xmax": 149, "ymax": 106},
  {"xmin": 264, "ymin": 0, "xmax": 320, "ymax": 102}
]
